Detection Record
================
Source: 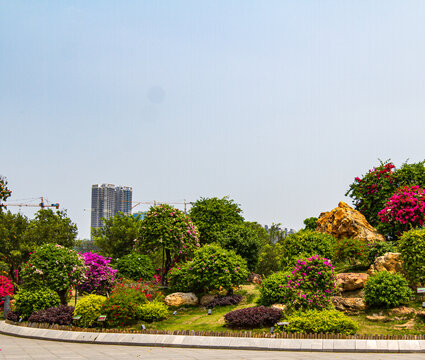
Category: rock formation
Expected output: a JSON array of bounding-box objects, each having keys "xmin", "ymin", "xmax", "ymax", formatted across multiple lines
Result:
[
  {"xmin": 317, "ymin": 201, "xmax": 385, "ymax": 242},
  {"xmin": 368, "ymin": 252, "xmax": 403, "ymax": 275},
  {"xmin": 335, "ymin": 273, "xmax": 369, "ymax": 292},
  {"xmin": 163, "ymin": 292, "xmax": 199, "ymax": 307}
]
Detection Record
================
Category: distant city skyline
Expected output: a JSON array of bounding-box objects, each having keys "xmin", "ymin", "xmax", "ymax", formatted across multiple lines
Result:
[{"xmin": 2, "ymin": 1, "xmax": 425, "ymax": 239}]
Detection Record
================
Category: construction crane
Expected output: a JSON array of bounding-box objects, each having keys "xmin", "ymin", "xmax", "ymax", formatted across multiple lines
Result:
[
  {"xmin": 0, "ymin": 197, "xmax": 59, "ymax": 210},
  {"xmin": 132, "ymin": 200, "xmax": 189, "ymax": 213}
]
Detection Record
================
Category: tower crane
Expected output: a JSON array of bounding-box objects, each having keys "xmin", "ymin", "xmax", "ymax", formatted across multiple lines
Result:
[
  {"xmin": 132, "ymin": 200, "xmax": 189, "ymax": 213},
  {"xmin": 0, "ymin": 197, "xmax": 59, "ymax": 210}
]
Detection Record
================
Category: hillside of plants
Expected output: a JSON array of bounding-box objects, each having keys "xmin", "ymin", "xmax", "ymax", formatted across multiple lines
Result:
[{"xmin": 2, "ymin": 160, "xmax": 425, "ymax": 336}]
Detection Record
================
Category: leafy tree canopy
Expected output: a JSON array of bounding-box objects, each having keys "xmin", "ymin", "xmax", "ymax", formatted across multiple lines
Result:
[
  {"xmin": 189, "ymin": 196, "xmax": 244, "ymax": 244},
  {"xmin": 26, "ymin": 209, "xmax": 77, "ymax": 248},
  {"xmin": 0, "ymin": 176, "xmax": 12, "ymax": 210},
  {"xmin": 93, "ymin": 212, "xmax": 143, "ymax": 260}
]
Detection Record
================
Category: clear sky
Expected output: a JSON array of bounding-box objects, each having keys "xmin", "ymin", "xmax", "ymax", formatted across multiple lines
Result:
[{"xmin": 2, "ymin": 1, "xmax": 425, "ymax": 239}]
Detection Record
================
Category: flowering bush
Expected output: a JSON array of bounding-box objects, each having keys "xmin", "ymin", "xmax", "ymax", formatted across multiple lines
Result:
[
  {"xmin": 102, "ymin": 290, "xmax": 141, "ymax": 327},
  {"xmin": 168, "ymin": 244, "xmax": 249, "ymax": 294},
  {"xmin": 334, "ymin": 238, "xmax": 369, "ymax": 265},
  {"xmin": 280, "ymin": 230, "xmax": 336, "ymax": 269},
  {"xmin": 14, "ymin": 288, "xmax": 60, "ymax": 320},
  {"xmin": 288, "ymin": 256, "xmax": 337, "ymax": 310},
  {"xmin": 139, "ymin": 301, "xmax": 169, "ymax": 322},
  {"xmin": 74, "ymin": 294, "xmax": 106, "ymax": 328},
  {"xmin": 136, "ymin": 204, "xmax": 200, "ymax": 285},
  {"xmin": 364, "ymin": 271, "xmax": 412, "ymax": 308},
  {"xmin": 257, "ymin": 271, "xmax": 292, "ymax": 306},
  {"xmin": 378, "ymin": 185, "xmax": 425, "ymax": 235},
  {"xmin": 115, "ymin": 252, "xmax": 155, "ymax": 281},
  {"xmin": 224, "ymin": 306, "xmax": 282, "ymax": 329},
  {"xmin": 0, "ymin": 275, "xmax": 13, "ymax": 308},
  {"xmin": 78, "ymin": 252, "xmax": 116, "ymax": 295},
  {"xmin": 21, "ymin": 244, "xmax": 87, "ymax": 304},
  {"xmin": 28, "ymin": 305, "xmax": 74, "ymax": 325},
  {"xmin": 112, "ymin": 279, "xmax": 158, "ymax": 302}
]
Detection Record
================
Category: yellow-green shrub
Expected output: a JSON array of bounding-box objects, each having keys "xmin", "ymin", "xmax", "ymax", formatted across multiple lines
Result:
[{"xmin": 74, "ymin": 294, "xmax": 106, "ymax": 328}]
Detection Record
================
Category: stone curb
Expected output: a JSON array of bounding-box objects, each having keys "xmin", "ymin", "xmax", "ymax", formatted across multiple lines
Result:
[{"xmin": 1, "ymin": 321, "xmax": 425, "ymax": 353}]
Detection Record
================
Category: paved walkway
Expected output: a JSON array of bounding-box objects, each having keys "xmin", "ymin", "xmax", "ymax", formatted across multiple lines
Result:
[
  {"xmin": 1, "ymin": 321, "xmax": 425, "ymax": 356},
  {"xmin": 0, "ymin": 334, "xmax": 425, "ymax": 360}
]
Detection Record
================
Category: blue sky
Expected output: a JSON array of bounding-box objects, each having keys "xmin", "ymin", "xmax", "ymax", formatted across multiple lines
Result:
[{"xmin": 2, "ymin": 1, "xmax": 425, "ymax": 239}]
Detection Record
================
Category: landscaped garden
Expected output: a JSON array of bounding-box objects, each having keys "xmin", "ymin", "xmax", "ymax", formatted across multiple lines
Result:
[{"xmin": 3, "ymin": 160, "xmax": 425, "ymax": 338}]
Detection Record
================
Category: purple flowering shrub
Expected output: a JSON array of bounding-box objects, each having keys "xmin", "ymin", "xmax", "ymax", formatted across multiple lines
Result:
[
  {"xmin": 78, "ymin": 252, "xmax": 116, "ymax": 295},
  {"xmin": 258, "ymin": 255, "xmax": 337, "ymax": 310}
]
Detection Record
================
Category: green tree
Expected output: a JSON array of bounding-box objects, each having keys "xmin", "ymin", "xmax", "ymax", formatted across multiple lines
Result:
[
  {"xmin": 256, "ymin": 242, "xmax": 284, "ymax": 277},
  {"xmin": 136, "ymin": 204, "xmax": 200, "ymax": 284},
  {"xmin": 93, "ymin": 212, "xmax": 143, "ymax": 259},
  {"xmin": 0, "ymin": 176, "xmax": 12, "ymax": 211},
  {"xmin": 189, "ymin": 196, "xmax": 244, "ymax": 245},
  {"xmin": 303, "ymin": 217, "xmax": 318, "ymax": 231},
  {"xmin": 267, "ymin": 223, "xmax": 287, "ymax": 244},
  {"xmin": 216, "ymin": 223, "xmax": 262, "ymax": 271},
  {"xmin": 26, "ymin": 209, "xmax": 77, "ymax": 248},
  {"xmin": 0, "ymin": 211, "xmax": 30, "ymax": 284},
  {"xmin": 21, "ymin": 243, "xmax": 87, "ymax": 304}
]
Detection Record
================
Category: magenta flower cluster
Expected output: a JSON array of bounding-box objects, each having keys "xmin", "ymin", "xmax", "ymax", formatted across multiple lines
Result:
[
  {"xmin": 378, "ymin": 185, "xmax": 425, "ymax": 229},
  {"xmin": 0, "ymin": 275, "xmax": 13, "ymax": 308},
  {"xmin": 287, "ymin": 255, "xmax": 336, "ymax": 310},
  {"xmin": 78, "ymin": 252, "xmax": 117, "ymax": 295}
]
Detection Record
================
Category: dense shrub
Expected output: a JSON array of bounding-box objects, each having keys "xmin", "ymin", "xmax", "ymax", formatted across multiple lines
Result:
[
  {"xmin": 255, "ymin": 243, "xmax": 283, "ymax": 277},
  {"xmin": 334, "ymin": 238, "xmax": 369, "ymax": 265},
  {"xmin": 364, "ymin": 271, "xmax": 412, "ymax": 308},
  {"xmin": 215, "ymin": 223, "xmax": 262, "ymax": 271},
  {"xmin": 74, "ymin": 294, "xmax": 106, "ymax": 328},
  {"xmin": 168, "ymin": 244, "xmax": 249, "ymax": 294},
  {"xmin": 28, "ymin": 305, "xmax": 74, "ymax": 325},
  {"xmin": 6, "ymin": 310, "xmax": 19, "ymax": 322},
  {"xmin": 78, "ymin": 252, "xmax": 116, "ymax": 295},
  {"xmin": 115, "ymin": 253, "xmax": 155, "ymax": 281},
  {"xmin": 111, "ymin": 281, "xmax": 152, "ymax": 303},
  {"xmin": 257, "ymin": 271, "xmax": 292, "ymax": 306},
  {"xmin": 399, "ymin": 228, "xmax": 425, "ymax": 285},
  {"xmin": 0, "ymin": 275, "xmax": 13, "ymax": 308},
  {"xmin": 102, "ymin": 290, "xmax": 141, "ymax": 327},
  {"xmin": 367, "ymin": 241, "xmax": 398, "ymax": 266},
  {"xmin": 205, "ymin": 294, "xmax": 242, "ymax": 309},
  {"xmin": 14, "ymin": 288, "xmax": 60, "ymax": 320},
  {"xmin": 224, "ymin": 306, "xmax": 282, "ymax": 329},
  {"xmin": 21, "ymin": 244, "xmax": 87, "ymax": 304},
  {"xmin": 281, "ymin": 309, "xmax": 359, "ymax": 335},
  {"xmin": 139, "ymin": 301, "xmax": 170, "ymax": 322},
  {"xmin": 280, "ymin": 230, "xmax": 336, "ymax": 268}
]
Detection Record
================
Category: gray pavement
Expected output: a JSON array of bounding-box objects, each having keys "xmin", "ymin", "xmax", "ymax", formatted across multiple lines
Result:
[{"xmin": 0, "ymin": 334, "xmax": 425, "ymax": 360}]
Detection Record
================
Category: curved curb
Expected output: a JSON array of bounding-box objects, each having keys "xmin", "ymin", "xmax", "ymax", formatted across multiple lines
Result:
[{"xmin": 0, "ymin": 321, "xmax": 424, "ymax": 353}]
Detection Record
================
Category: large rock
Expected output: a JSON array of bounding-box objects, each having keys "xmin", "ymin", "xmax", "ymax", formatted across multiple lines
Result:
[
  {"xmin": 332, "ymin": 297, "xmax": 367, "ymax": 313},
  {"xmin": 163, "ymin": 292, "xmax": 198, "ymax": 307},
  {"xmin": 336, "ymin": 273, "xmax": 369, "ymax": 292},
  {"xmin": 317, "ymin": 202, "xmax": 385, "ymax": 242},
  {"xmin": 271, "ymin": 304, "xmax": 288, "ymax": 312},
  {"xmin": 389, "ymin": 306, "xmax": 417, "ymax": 317},
  {"xmin": 368, "ymin": 252, "xmax": 403, "ymax": 275}
]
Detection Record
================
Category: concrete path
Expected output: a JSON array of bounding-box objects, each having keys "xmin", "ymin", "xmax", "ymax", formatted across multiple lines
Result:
[
  {"xmin": 1, "ymin": 321, "xmax": 425, "ymax": 356},
  {"xmin": 1, "ymin": 334, "xmax": 425, "ymax": 360}
]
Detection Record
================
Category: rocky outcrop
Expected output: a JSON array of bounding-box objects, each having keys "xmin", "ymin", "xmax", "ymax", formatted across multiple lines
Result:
[
  {"xmin": 336, "ymin": 273, "xmax": 369, "ymax": 292},
  {"xmin": 248, "ymin": 273, "xmax": 262, "ymax": 285},
  {"xmin": 200, "ymin": 295, "xmax": 217, "ymax": 306},
  {"xmin": 271, "ymin": 304, "xmax": 287, "ymax": 312},
  {"xmin": 317, "ymin": 202, "xmax": 385, "ymax": 242},
  {"xmin": 163, "ymin": 292, "xmax": 198, "ymax": 307},
  {"xmin": 368, "ymin": 252, "xmax": 403, "ymax": 275},
  {"xmin": 332, "ymin": 297, "xmax": 367, "ymax": 313},
  {"xmin": 389, "ymin": 306, "xmax": 417, "ymax": 317}
]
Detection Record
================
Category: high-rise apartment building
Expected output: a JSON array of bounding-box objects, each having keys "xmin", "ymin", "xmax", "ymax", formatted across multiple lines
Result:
[{"xmin": 91, "ymin": 184, "xmax": 133, "ymax": 238}]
